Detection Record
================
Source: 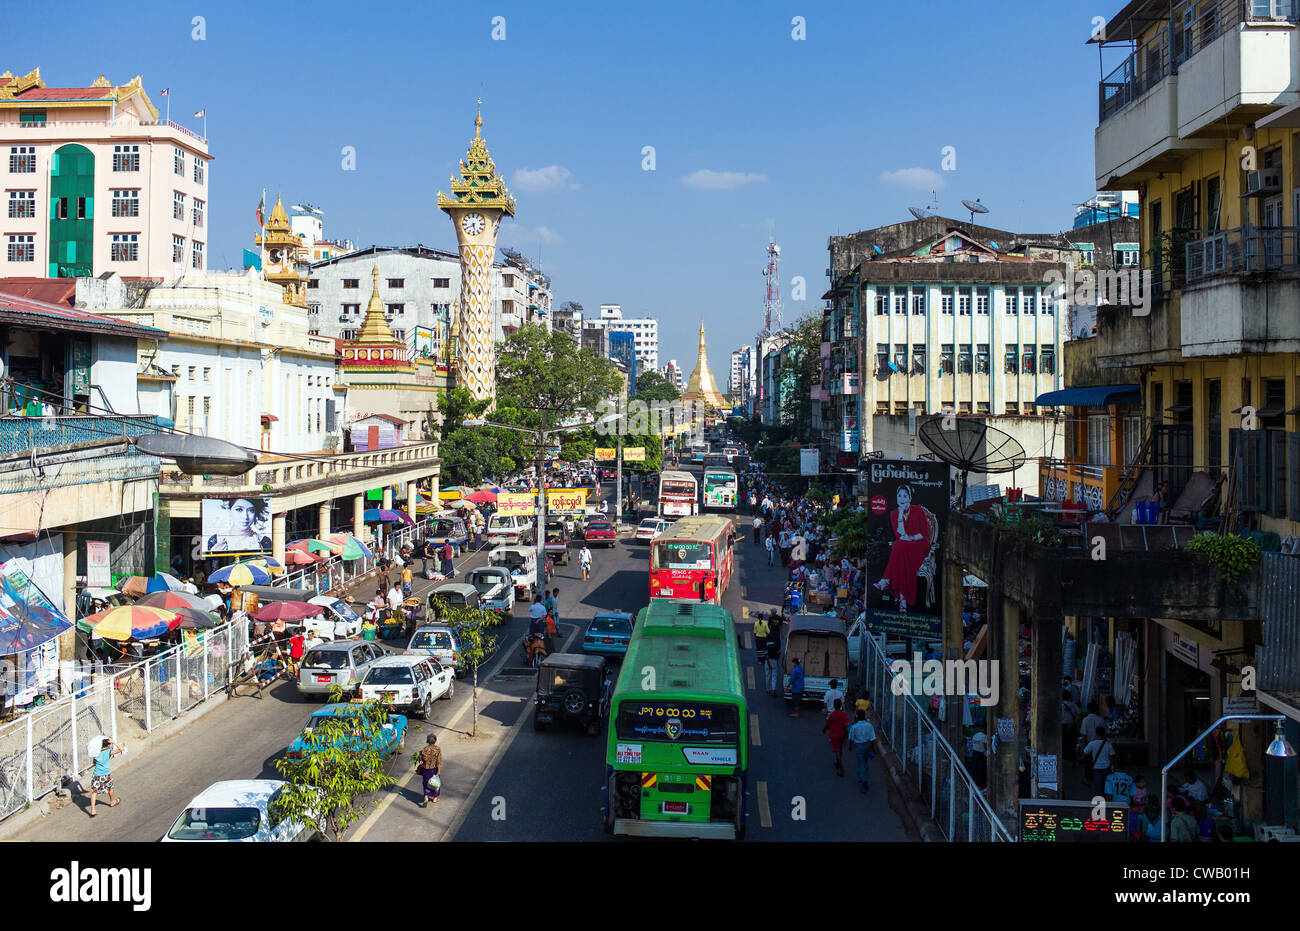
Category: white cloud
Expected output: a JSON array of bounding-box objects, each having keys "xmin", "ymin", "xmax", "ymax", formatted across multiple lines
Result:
[
  {"xmin": 878, "ymin": 167, "xmax": 945, "ymax": 191},
  {"xmin": 512, "ymin": 165, "xmax": 579, "ymax": 192},
  {"xmin": 680, "ymin": 169, "xmax": 768, "ymax": 191},
  {"xmin": 507, "ymin": 225, "xmax": 563, "ymax": 247}
]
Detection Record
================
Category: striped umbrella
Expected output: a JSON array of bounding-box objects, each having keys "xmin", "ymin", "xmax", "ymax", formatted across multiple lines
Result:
[
  {"xmin": 80, "ymin": 605, "xmax": 181, "ymax": 641},
  {"xmin": 328, "ymin": 534, "xmax": 373, "ymax": 561},
  {"xmin": 207, "ymin": 563, "xmax": 271, "ymax": 586},
  {"xmin": 282, "ymin": 548, "xmax": 322, "ymax": 566},
  {"xmin": 137, "ymin": 591, "xmax": 212, "ymax": 613},
  {"xmin": 290, "ymin": 539, "xmax": 339, "ymax": 555},
  {"xmin": 172, "ymin": 607, "xmax": 221, "ymax": 630},
  {"xmin": 239, "ymin": 557, "xmax": 285, "ymax": 575}
]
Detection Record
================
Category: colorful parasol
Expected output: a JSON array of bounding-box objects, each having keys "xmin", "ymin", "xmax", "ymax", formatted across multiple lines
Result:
[
  {"xmin": 253, "ymin": 601, "xmax": 324, "ymax": 622},
  {"xmin": 137, "ymin": 591, "xmax": 213, "ymax": 613},
  {"xmin": 207, "ymin": 563, "xmax": 271, "ymax": 586},
  {"xmin": 80, "ymin": 605, "xmax": 181, "ymax": 641},
  {"xmin": 328, "ymin": 534, "xmax": 373, "ymax": 561}
]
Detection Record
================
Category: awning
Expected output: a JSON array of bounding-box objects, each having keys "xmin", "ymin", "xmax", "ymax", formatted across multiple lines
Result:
[
  {"xmin": 0, "ymin": 561, "xmax": 73, "ymax": 655},
  {"xmin": 1036, "ymin": 385, "xmax": 1140, "ymax": 407}
]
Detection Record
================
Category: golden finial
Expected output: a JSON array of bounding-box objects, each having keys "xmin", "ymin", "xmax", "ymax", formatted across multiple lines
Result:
[
  {"xmin": 475, "ymin": 98, "xmax": 483, "ymax": 138},
  {"xmin": 371, "ymin": 264, "xmax": 379, "ymax": 287}
]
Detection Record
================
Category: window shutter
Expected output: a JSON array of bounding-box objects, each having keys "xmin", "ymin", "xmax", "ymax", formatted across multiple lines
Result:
[
  {"xmin": 1289, "ymin": 432, "xmax": 1300, "ymax": 522},
  {"xmin": 325, "ymin": 399, "xmax": 336, "ymax": 432},
  {"xmin": 1237, "ymin": 430, "xmax": 1267, "ymax": 512}
]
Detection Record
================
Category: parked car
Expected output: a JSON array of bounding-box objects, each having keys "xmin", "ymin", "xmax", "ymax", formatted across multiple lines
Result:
[
  {"xmin": 544, "ymin": 518, "xmax": 571, "ymax": 565},
  {"xmin": 581, "ymin": 612, "xmax": 634, "ymax": 657},
  {"xmin": 464, "ymin": 566, "xmax": 514, "ymax": 614},
  {"xmin": 584, "ymin": 520, "xmax": 617, "ymax": 547},
  {"xmin": 240, "ymin": 585, "xmax": 363, "ymax": 640},
  {"xmin": 487, "ymin": 514, "xmax": 535, "ymax": 546},
  {"xmin": 634, "ymin": 517, "xmax": 671, "ymax": 544},
  {"xmin": 406, "ymin": 624, "xmax": 463, "ymax": 677},
  {"xmin": 162, "ymin": 780, "xmax": 318, "ymax": 842},
  {"xmin": 488, "ymin": 545, "xmax": 537, "ymax": 598},
  {"xmin": 534, "ymin": 652, "xmax": 610, "ymax": 735},
  {"xmin": 284, "ymin": 702, "xmax": 408, "ymax": 760},
  {"xmin": 427, "ymin": 581, "xmax": 481, "ymax": 620},
  {"xmin": 296, "ymin": 640, "xmax": 385, "ymax": 700},
  {"xmin": 358, "ymin": 654, "xmax": 454, "ymax": 717},
  {"xmin": 428, "ymin": 513, "xmax": 470, "ymax": 551}
]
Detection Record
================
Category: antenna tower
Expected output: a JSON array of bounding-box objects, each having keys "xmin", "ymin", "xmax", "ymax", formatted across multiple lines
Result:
[{"xmin": 763, "ymin": 238, "xmax": 783, "ymax": 333}]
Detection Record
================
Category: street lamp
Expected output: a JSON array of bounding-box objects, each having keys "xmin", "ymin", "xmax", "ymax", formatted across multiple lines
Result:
[
  {"xmin": 462, "ymin": 414, "xmax": 597, "ymax": 592},
  {"xmin": 1159, "ymin": 713, "xmax": 1295, "ymax": 842}
]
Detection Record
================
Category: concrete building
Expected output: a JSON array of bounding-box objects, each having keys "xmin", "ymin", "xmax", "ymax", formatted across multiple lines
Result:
[
  {"xmin": 0, "ymin": 68, "xmax": 210, "ymax": 280},
  {"xmin": 552, "ymin": 302, "xmax": 581, "ymax": 342},
  {"xmin": 585, "ymin": 304, "xmax": 659, "ymax": 371},
  {"xmin": 662, "ymin": 359, "xmax": 685, "ymax": 393},
  {"xmin": 729, "ymin": 346, "xmax": 754, "ymax": 402},
  {"xmin": 756, "ymin": 334, "xmax": 792, "ymax": 425},
  {"xmin": 290, "ymin": 205, "xmax": 354, "ymax": 263}
]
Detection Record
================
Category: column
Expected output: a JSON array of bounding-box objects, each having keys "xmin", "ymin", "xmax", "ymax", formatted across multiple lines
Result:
[
  {"xmin": 272, "ymin": 513, "xmax": 286, "ymax": 564},
  {"xmin": 941, "ymin": 556, "xmax": 965, "ymax": 752},
  {"xmin": 60, "ymin": 531, "xmax": 78, "ymax": 666},
  {"xmin": 1031, "ymin": 610, "xmax": 1064, "ymax": 799},
  {"xmin": 318, "ymin": 501, "xmax": 331, "ymax": 540},
  {"xmin": 382, "ymin": 486, "xmax": 394, "ymax": 510},
  {"xmin": 986, "ymin": 587, "xmax": 1021, "ymax": 824},
  {"xmin": 353, "ymin": 494, "xmax": 365, "ymax": 538},
  {"xmin": 406, "ymin": 481, "xmax": 417, "ymax": 517}
]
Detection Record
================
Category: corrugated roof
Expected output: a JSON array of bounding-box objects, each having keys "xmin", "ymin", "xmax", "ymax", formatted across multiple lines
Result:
[
  {"xmin": 0, "ymin": 289, "xmax": 165, "ymax": 339},
  {"xmin": 14, "ymin": 87, "xmax": 113, "ymax": 101},
  {"xmin": 0, "ymin": 277, "xmax": 77, "ymax": 307}
]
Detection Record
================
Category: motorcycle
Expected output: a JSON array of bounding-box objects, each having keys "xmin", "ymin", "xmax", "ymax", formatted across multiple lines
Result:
[{"xmin": 521, "ymin": 633, "xmax": 548, "ymax": 668}]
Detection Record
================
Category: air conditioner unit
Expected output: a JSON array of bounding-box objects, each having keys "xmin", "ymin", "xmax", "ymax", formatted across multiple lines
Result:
[{"xmin": 1246, "ymin": 169, "xmax": 1282, "ymax": 194}]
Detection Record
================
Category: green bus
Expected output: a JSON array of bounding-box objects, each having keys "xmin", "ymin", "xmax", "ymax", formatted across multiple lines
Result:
[
  {"xmin": 603, "ymin": 601, "xmax": 749, "ymax": 839},
  {"xmin": 702, "ymin": 467, "xmax": 738, "ymax": 511}
]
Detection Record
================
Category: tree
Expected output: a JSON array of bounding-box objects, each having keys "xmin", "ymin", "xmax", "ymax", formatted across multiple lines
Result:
[
  {"xmin": 270, "ymin": 690, "xmax": 398, "ymax": 842},
  {"xmin": 777, "ymin": 312, "xmax": 824, "ymax": 438},
  {"xmin": 633, "ymin": 369, "xmax": 679, "ymax": 404},
  {"xmin": 496, "ymin": 325, "xmax": 622, "ymax": 423},
  {"xmin": 431, "ymin": 597, "xmax": 504, "ymax": 737},
  {"xmin": 436, "ymin": 386, "xmax": 518, "ymax": 485}
]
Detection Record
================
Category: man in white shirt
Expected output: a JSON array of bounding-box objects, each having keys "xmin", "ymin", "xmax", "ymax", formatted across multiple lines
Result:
[
  {"xmin": 1082, "ymin": 725, "xmax": 1116, "ymax": 796},
  {"xmin": 847, "ymin": 710, "xmax": 878, "ymax": 792},
  {"xmin": 751, "ymin": 515, "xmax": 763, "ymax": 546},
  {"xmin": 822, "ymin": 679, "xmax": 844, "ymax": 716},
  {"xmin": 1180, "ymin": 768, "xmax": 1210, "ymax": 802},
  {"xmin": 387, "ymin": 584, "xmax": 404, "ymax": 614}
]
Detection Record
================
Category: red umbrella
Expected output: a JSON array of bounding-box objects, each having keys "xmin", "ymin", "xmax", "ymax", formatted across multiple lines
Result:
[
  {"xmin": 282, "ymin": 549, "xmax": 323, "ymax": 566},
  {"xmin": 253, "ymin": 601, "xmax": 324, "ymax": 622},
  {"xmin": 467, "ymin": 489, "xmax": 498, "ymax": 503}
]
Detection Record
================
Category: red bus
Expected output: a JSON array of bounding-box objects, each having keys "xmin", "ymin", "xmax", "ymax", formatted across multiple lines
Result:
[
  {"xmin": 649, "ymin": 515, "xmax": 735, "ymax": 605},
  {"xmin": 657, "ymin": 470, "xmax": 698, "ymax": 518}
]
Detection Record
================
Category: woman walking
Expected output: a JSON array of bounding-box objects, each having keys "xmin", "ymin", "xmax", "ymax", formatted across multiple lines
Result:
[{"xmin": 416, "ymin": 734, "xmax": 442, "ymax": 807}]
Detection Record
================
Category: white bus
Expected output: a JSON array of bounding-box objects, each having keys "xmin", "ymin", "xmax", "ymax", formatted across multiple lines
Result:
[{"xmin": 657, "ymin": 470, "xmax": 699, "ymax": 518}]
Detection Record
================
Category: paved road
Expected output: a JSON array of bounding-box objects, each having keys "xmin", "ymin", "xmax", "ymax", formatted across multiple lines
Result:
[{"xmin": 447, "ymin": 468, "xmax": 913, "ymax": 842}]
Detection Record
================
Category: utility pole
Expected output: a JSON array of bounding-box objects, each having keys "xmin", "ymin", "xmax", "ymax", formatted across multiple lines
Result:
[
  {"xmin": 615, "ymin": 386, "xmax": 625, "ymax": 527},
  {"xmin": 535, "ymin": 410, "xmax": 549, "ymax": 595}
]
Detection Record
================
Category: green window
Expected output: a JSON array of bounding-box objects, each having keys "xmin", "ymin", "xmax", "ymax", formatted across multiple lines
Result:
[{"xmin": 48, "ymin": 144, "xmax": 94, "ymax": 277}]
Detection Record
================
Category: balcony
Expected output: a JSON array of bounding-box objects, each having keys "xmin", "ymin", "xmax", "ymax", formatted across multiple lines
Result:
[
  {"xmin": 162, "ymin": 441, "xmax": 438, "ymax": 494},
  {"xmin": 0, "ymin": 415, "xmax": 164, "ymax": 509},
  {"xmin": 1039, "ymin": 459, "xmax": 1124, "ymax": 514}
]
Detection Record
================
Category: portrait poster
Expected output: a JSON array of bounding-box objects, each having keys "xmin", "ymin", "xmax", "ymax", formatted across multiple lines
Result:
[
  {"xmin": 864, "ymin": 459, "xmax": 948, "ymax": 640},
  {"xmin": 200, "ymin": 497, "xmax": 273, "ymax": 557}
]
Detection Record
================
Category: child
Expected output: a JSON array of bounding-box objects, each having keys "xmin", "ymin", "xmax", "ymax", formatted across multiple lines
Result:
[
  {"xmin": 401, "ymin": 564, "xmax": 414, "ymax": 598},
  {"xmin": 1132, "ymin": 774, "xmax": 1149, "ymax": 808}
]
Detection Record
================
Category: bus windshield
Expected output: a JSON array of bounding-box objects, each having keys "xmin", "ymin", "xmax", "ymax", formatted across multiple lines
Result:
[
  {"xmin": 704, "ymin": 471, "xmax": 735, "ymax": 486},
  {"xmin": 652, "ymin": 540, "xmax": 712, "ymax": 570},
  {"xmin": 661, "ymin": 481, "xmax": 695, "ymax": 496},
  {"xmin": 615, "ymin": 700, "xmax": 740, "ymax": 746}
]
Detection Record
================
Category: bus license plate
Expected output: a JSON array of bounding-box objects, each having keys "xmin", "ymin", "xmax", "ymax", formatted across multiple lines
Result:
[{"xmin": 661, "ymin": 801, "xmax": 690, "ymax": 815}]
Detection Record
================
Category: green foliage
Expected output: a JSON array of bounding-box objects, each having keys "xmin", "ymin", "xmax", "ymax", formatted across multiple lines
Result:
[
  {"xmin": 806, "ymin": 482, "xmax": 830, "ymax": 506},
  {"xmin": 1184, "ymin": 533, "xmax": 1261, "ymax": 584},
  {"xmin": 496, "ymin": 324, "xmax": 622, "ymax": 427},
  {"xmin": 825, "ymin": 507, "xmax": 872, "ymax": 559},
  {"xmin": 633, "ymin": 369, "xmax": 679, "ymax": 404},
  {"xmin": 987, "ymin": 507, "xmax": 1064, "ymax": 548},
  {"xmin": 431, "ymin": 597, "xmax": 504, "ymax": 737},
  {"xmin": 437, "ymin": 386, "xmax": 519, "ymax": 485},
  {"xmin": 776, "ymin": 313, "xmax": 824, "ymax": 437},
  {"xmin": 270, "ymin": 687, "xmax": 397, "ymax": 842}
]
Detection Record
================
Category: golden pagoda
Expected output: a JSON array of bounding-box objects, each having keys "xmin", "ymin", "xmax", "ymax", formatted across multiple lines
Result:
[
  {"xmin": 355, "ymin": 265, "xmax": 398, "ymax": 344},
  {"xmin": 254, "ymin": 194, "xmax": 308, "ymax": 306},
  {"xmin": 682, "ymin": 321, "xmax": 728, "ymax": 410}
]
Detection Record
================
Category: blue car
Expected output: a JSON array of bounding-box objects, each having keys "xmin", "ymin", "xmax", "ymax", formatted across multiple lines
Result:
[
  {"xmin": 582, "ymin": 612, "xmax": 635, "ymax": 657},
  {"xmin": 284, "ymin": 703, "xmax": 408, "ymax": 761}
]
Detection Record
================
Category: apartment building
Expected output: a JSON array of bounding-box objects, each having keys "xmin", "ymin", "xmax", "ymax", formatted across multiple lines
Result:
[
  {"xmin": 0, "ymin": 68, "xmax": 210, "ymax": 280},
  {"xmin": 590, "ymin": 303, "xmax": 659, "ymax": 370}
]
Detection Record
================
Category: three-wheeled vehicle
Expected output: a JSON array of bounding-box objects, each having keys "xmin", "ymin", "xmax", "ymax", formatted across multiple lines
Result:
[
  {"xmin": 544, "ymin": 517, "xmax": 571, "ymax": 566},
  {"xmin": 534, "ymin": 653, "xmax": 610, "ymax": 736},
  {"xmin": 781, "ymin": 614, "xmax": 850, "ymax": 707},
  {"xmin": 427, "ymin": 582, "xmax": 482, "ymax": 621}
]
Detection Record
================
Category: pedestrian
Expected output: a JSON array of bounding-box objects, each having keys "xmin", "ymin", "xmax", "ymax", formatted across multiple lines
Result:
[
  {"xmin": 823, "ymin": 698, "xmax": 850, "ymax": 775},
  {"xmin": 788, "ymin": 656, "xmax": 805, "ymax": 717},
  {"xmin": 421, "ymin": 538, "xmax": 435, "ymax": 577},
  {"xmin": 550, "ymin": 588, "xmax": 560, "ymax": 625},
  {"xmin": 387, "ymin": 582, "xmax": 404, "ymax": 616},
  {"xmin": 88, "ymin": 737, "xmax": 123, "ymax": 817},
  {"xmin": 764, "ymin": 636, "xmax": 781, "ymax": 695},
  {"xmin": 753, "ymin": 614, "xmax": 770, "ymax": 665},
  {"xmin": 1082, "ymin": 725, "xmax": 1115, "ymax": 797},
  {"xmin": 288, "ymin": 630, "xmax": 305, "ymax": 677},
  {"xmin": 822, "ymin": 678, "xmax": 844, "ymax": 717},
  {"xmin": 416, "ymin": 734, "xmax": 442, "ymax": 807},
  {"xmin": 401, "ymin": 563, "xmax": 414, "ymax": 598},
  {"xmin": 747, "ymin": 491, "xmax": 757, "ymax": 515},
  {"xmin": 751, "ymin": 514, "xmax": 763, "ymax": 546},
  {"xmin": 1169, "ymin": 796, "xmax": 1199, "ymax": 842},
  {"xmin": 442, "ymin": 540, "xmax": 455, "ymax": 578},
  {"xmin": 579, "ymin": 544, "xmax": 593, "ymax": 581},
  {"xmin": 544, "ymin": 609, "xmax": 557, "ymax": 655},
  {"xmin": 847, "ymin": 709, "xmax": 878, "ymax": 793},
  {"xmin": 765, "ymin": 533, "xmax": 776, "ymax": 566}
]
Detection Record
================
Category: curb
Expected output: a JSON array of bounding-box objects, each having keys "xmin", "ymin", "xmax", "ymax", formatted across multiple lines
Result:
[{"xmin": 870, "ymin": 712, "xmax": 945, "ymax": 843}]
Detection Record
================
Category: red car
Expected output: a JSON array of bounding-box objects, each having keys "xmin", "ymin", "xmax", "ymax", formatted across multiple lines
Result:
[{"xmin": 583, "ymin": 521, "xmax": 617, "ymax": 547}]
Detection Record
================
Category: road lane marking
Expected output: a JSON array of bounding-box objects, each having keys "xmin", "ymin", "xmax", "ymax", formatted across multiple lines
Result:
[
  {"xmin": 746, "ymin": 667, "xmax": 755, "ymax": 690},
  {"xmin": 757, "ymin": 780, "xmax": 772, "ymax": 828},
  {"xmin": 743, "ymin": 631, "xmax": 753, "ymax": 650},
  {"xmin": 749, "ymin": 713, "xmax": 761, "ymax": 746},
  {"xmin": 741, "ymin": 586, "xmax": 747, "ymax": 599}
]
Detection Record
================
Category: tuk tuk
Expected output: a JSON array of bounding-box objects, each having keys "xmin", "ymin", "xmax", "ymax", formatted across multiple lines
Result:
[
  {"xmin": 781, "ymin": 614, "xmax": 850, "ymax": 706},
  {"xmin": 427, "ymin": 582, "xmax": 482, "ymax": 621}
]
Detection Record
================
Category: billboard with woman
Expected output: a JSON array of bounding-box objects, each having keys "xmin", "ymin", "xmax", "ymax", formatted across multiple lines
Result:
[
  {"xmin": 864, "ymin": 460, "xmax": 948, "ymax": 640},
  {"xmin": 201, "ymin": 497, "xmax": 273, "ymax": 556}
]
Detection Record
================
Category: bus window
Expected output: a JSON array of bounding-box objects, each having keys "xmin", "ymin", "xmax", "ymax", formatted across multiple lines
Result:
[
  {"xmin": 616, "ymin": 701, "xmax": 740, "ymax": 745},
  {"xmin": 651, "ymin": 541, "xmax": 712, "ymax": 570}
]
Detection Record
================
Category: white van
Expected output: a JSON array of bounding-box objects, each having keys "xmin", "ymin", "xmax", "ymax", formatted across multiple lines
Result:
[{"xmin": 487, "ymin": 514, "xmax": 535, "ymax": 546}]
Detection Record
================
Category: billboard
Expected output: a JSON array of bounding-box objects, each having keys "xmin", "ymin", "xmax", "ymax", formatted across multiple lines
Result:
[
  {"xmin": 624, "ymin": 447, "xmax": 645, "ymax": 462},
  {"xmin": 799, "ymin": 448, "xmax": 819, "ymax": 476},
  {"xmin": 0, "ymin": 559, "xmax": 73, "ymax": 658},
  {"xmin": 86, "ymin": 541, "xmax": 111, "ymax": 588},
  {"xmin": 200, "ymin": 497, "xmax": 273, "ymax": 556},
  {"xmin": 864, "ymin": 460, "xmax": 948, "ymax": 640},
  {"xmin": 497, "ymin": 492, "xmax": 534, "ymax": 517},
  {"xmin": 1019, "ymin": 799, "xmax": 1129, "ymax": 843},
  {"xmin": 546, "ymin": 488, "xmax": 588, "ymax": 515},
  {"xmin": 594, "ymin": 448, "xmax": 617, "ymax": 461}
]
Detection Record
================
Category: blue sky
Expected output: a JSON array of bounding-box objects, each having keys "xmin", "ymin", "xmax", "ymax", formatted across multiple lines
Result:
[{"xmin": 12, "ymin": 0, "xmax": 1114, "ymax": 370}]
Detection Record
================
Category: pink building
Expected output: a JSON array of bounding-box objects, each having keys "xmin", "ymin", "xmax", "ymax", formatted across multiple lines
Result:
[{"xmin": 0, "ymin": 67, "xmax": 211, "ymax": 280}]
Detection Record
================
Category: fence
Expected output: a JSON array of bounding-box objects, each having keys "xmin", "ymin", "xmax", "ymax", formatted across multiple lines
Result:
[
  {"xmin": 279, "ymin": 519, "xmax": 432, "ymax": 594},
  {"xmin": 0, "ymin": 619, "xmax": 248, "ymax": 824},
  {"xmin": 860, "ymin": 635, "xmax": 1013, "ymax": 842}
]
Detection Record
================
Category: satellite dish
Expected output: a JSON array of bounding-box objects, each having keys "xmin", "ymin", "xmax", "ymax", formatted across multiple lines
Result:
[
  {"xmin": 962, "ymin": 198, "xmax": 990, "ymax": 222},
  {"xmin": 918, "ymin": 416, "xmax": 1026, "ymax": 506},
  {"xmin": 135, "ymin": 433, "xmax": 258, "ymax": 476},
  {"xmin": 909, "ymin": 206, "xmax": 936, "ymax": 220}
]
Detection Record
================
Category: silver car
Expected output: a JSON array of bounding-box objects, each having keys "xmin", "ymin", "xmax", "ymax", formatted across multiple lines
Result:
[{"xmin": 297, "ymin": 640, "xmax": 385, "ymax": 700}]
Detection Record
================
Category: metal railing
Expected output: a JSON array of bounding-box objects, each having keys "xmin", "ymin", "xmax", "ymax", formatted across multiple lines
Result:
[
  {"xmin": 860, "ymin": 635, "xmax": 1013, "ymax": 841},
  {"xmin": 0, "ymin": 619, "xmax": 248, "ymax": 824},
  {"xmin": 277, "ymin": 518, "xmax": 433, "ymax": 594},
  {"xmin": 162, "ymin": 441, "xmax": 439, "ymax": 491},
  {"xmin": 1185, "ymin": 225, "xmax": 1300, "ymax": 281},
  {"xmin": 0, "ymin": 415, "xmax": 167, "ymax": 493}
]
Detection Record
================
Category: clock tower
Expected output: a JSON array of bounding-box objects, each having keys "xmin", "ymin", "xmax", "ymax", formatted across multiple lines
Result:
[
  {"xmin": 254, "ymin": 194, "xmax": 308, "ymax": 307},
  {"xmin": 437, "ymin": 103, "xmax": 516, "ymax": 402}
]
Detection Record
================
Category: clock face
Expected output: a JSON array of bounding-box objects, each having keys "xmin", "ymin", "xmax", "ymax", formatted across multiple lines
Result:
[
  {"xmin": 461, "ymin": 213, "xmax": 486, "ymax": 236},
  {"xmin": 269, "ymin": 249, "xmax": 283, "ymax": 264}
]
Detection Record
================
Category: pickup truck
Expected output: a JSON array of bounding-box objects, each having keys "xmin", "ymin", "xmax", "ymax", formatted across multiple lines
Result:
[
  {"xmin": 488, "ymin": 546, "xmax": 537, "ymax": 599},
  {"xmin": 464, "ymin": 566, "xmax": 514, "ymax": 614},
  {"xmin": 284, "ymin": 703, "xmax": 408, "ymax": 761},
  {"xmin": 544, "ymin": 519, "xmax": 571, "ymax": 565}
]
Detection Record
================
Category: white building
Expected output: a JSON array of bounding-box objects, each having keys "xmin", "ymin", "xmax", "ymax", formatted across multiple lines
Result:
[
  {"xmin": 729, "ymin": 346, "xmax": 754, "ymax": 400},
  {"xmin": 588, "ymin": 304, "xmax": 658, "ymax": 370},
  {"xmin": 662, "ymin": 359, "xmax": 684, "ymax": 393}
]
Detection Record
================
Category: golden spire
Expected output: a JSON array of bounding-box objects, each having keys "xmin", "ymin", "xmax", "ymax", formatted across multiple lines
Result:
[
  {"xmin": 353, "ymin": 264, "xmax": 398, "ymax": 344},
  {"xmin": 437, "ymin": 103, "xmax": 516, "ymax": 216},
  {"xmin": 475, "ymin": 97, "xmax": 482, "ymax": 138},
  {"xmin": 683, "ymin": 321, "xmax": 727, "ymax": 409},
  {"xmin": 267, "ymin": 194, "xmax": 290, "ymax": 230}
]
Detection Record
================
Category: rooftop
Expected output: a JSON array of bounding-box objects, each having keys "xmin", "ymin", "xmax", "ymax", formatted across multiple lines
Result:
[{"xmin": 0, "ymin": 283, "xmax": 166, "ymax": 339}]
